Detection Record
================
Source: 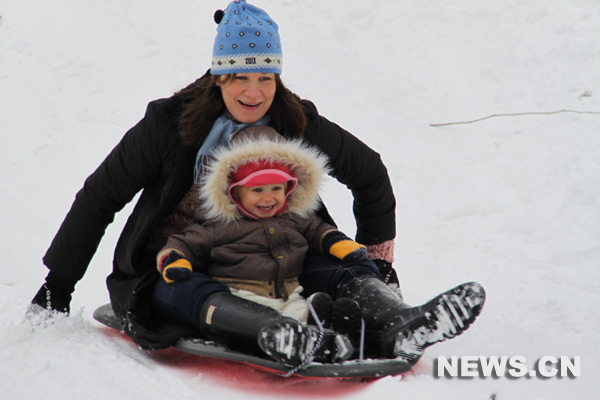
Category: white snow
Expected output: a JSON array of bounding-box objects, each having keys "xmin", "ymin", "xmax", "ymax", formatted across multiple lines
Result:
[{"xmin": 1, "ymin": 0, "xmax": 599, "ymax": 398}]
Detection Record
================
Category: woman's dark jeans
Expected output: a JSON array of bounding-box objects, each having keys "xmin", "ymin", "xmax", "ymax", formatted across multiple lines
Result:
[{"xmin": 298, "ymin": 255, "xmax": 382, "ymax": 299}]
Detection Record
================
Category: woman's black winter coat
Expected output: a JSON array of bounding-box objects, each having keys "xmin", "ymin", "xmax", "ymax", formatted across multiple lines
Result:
[{"xmin": 42, "ymin": 95, "xmax": 396, "ymax": 349}]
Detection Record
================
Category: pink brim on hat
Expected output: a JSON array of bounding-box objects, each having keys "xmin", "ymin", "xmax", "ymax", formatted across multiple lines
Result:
[
  {"xmin": 227, "ymin": 169, "xmax": 298, "ymax": 219},
  {"xmin": 231, "ymin": 169, "xmax": 298, "ymax": 188}
]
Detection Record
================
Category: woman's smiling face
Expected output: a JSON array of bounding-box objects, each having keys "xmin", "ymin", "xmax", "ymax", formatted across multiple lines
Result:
[{"xmin": 218, "ymin": 73, "xmax": 276, "ymax": 123}]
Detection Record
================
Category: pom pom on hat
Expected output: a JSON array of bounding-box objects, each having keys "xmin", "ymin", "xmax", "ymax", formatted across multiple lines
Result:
[
  {"xmin": 214, "ymin": 9, "xmax": 225, "ymax": 24},
  {"xmin": 211, "ymin": 0, "xmax": 282, "ymax": 75}
]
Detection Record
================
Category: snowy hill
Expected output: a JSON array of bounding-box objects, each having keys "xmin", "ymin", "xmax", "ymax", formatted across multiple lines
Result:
[{"xmin": 1, "ymin": 0, "xmax": 599, "ymax": 399}]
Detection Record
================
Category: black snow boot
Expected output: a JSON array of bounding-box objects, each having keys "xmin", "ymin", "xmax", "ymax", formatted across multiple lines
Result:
[
  {"xmin": 341, "ymin": 277, "xmax": 485, "ymax": 361},
  {"xmin": 198, "ymin": 292, "xmax": 353, "ymax": 367},
  {"xmin": 331, "ymin": 298, "xmax": 363, "ymax": 347},
  {"xmin": 259, "ymin": 321, "xmax": 353, "ymax": 367},
  {"xmin": 306, "ymin": 292, "xmax": 333, "ymax": 327}
]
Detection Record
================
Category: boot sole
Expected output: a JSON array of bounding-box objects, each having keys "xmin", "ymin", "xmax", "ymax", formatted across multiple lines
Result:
[
  {"xmin": 391, "ymin": 282, "xmax": 485, "ymax": 360},
  {"xmin": 258, "ymin": 322, "xmax": 353, "ymax": 367}
]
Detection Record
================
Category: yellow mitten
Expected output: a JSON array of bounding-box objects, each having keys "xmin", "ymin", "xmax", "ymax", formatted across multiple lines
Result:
[
  {"xmin": 159, "ymin": 251, "xmax": 193, "ymax": 283},
  {"xmin": 323, "ymin": 231, "xmax": 369, "ymax": 262}
]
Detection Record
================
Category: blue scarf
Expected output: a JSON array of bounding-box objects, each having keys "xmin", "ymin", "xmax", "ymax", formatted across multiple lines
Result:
[{"xmin": 193, "ymin": 114, "xmax": 270, "ymax": 183}]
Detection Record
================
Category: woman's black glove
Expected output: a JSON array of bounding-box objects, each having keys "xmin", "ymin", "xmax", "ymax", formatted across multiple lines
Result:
[
  {"xmin": 30, "ymin": 271, "xmax": 76, "ymax": 314},
  {"xmin": 372, "ymin": 259, "xmax": 399, "ymax": 286},
  {"xmin": 31, "ymin": 283, "xmax": 72, "ymax": 314}
]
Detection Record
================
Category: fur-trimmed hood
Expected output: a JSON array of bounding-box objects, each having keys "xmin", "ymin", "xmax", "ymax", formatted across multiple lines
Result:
[{"xmin": 200, "ymin": 126, "xmax": 331, "ymax": 223}]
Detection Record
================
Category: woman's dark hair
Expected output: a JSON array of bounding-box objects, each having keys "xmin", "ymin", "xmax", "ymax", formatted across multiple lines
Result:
[{"xmin": 175, "ymin": 71, "xmax": 307, "ymax": 147}]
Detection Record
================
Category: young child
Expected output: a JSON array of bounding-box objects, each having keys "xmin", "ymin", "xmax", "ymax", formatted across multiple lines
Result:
[{"xmin": 156, "ymin": 126, "xmax": 367, "ymax": 326}]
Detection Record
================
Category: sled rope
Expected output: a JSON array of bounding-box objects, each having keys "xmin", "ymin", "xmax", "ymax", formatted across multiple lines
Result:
[
  {"xmin": 358, "ymin": 318, "xmax": 366, "ymax": 361},
  {"xmin": 282, "ymin": 299, "xmax": 325, "ymax": 377}
]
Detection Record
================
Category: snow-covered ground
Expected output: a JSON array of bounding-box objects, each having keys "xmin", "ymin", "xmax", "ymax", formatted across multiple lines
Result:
[{"xmin": 1, "ymin": 0, "xmax": 599, "ymax": 398}]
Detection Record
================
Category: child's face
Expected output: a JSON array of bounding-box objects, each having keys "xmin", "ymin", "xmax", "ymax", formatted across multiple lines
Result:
[{"xmin": 233, "ymin": 183, "xmax": 288, "ymax": 219}]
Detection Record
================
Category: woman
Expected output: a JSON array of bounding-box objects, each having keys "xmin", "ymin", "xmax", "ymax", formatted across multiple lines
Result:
[{"xmin": 31, "ymin": 0, "xmax": 484, "ymax": 365}]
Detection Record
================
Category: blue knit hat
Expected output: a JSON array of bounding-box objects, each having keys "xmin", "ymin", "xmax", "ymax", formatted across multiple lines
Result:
[{"xmin": 211, "ymin": 0, "xmax": 282, "ymax": 75}]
